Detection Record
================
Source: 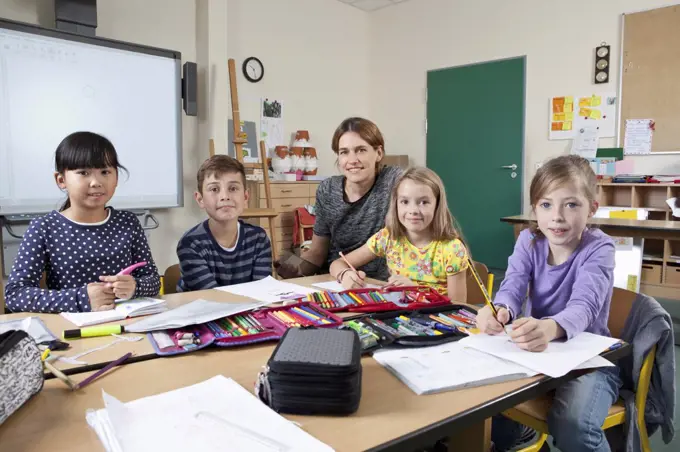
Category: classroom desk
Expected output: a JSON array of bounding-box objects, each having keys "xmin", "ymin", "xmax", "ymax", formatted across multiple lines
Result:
[
  {"xmin": 0, "ymin": 335, "xmax": 631, "ymax": 452},
  {"xmin": 0, "ymin": 275, "xmax": 379, "ymax": 375},
  {"xmin": 501, "ymin": 214, "xmax": 680, "ymax": 241}
]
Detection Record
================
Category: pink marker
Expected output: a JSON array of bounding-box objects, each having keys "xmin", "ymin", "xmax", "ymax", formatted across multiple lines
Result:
[{"xmin": 117, "ymin": 261, "xmax": 147, "ymax": 276}]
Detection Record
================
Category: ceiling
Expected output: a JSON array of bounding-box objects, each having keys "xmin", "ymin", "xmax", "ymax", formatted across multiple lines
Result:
[{"xmin": 336, "ymin": 0, "xmax": 414, "ymax": 12}]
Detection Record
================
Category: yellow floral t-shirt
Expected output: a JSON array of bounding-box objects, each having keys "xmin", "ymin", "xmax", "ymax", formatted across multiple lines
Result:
[{"xmin": 367, "ymin": 228, "xmax": 469, "ymax": 296}]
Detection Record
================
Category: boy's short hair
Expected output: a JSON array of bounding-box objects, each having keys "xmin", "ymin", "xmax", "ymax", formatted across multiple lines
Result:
[{"xmin": 197, "ymin": 155, "xmax": 246, "ymax": 193}]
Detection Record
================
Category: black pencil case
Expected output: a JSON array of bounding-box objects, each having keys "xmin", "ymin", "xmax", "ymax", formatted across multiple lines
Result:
[
  {"xmin": 344, "ymin": 303, "xmax": 478, "ymax": 354},
  {"xmin": 0, "ymin": 330, "xmax": 44, "ymax": 425},
  {"xmin": 255, "ymin": 328, "xmax": 362, "ymax": 415}
]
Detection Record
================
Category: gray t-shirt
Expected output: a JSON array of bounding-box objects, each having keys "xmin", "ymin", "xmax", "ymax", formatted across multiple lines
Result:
[{"xmin": 314, "ymin": 166, "xmax": 402, "ymax": 280}]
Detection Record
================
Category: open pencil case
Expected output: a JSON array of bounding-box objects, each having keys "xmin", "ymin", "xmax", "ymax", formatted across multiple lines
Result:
[
  {"xmin": 147, "ymin": 302, "xmax": 344, "ymax": 356},
  {"xmin": 301, "ymin": 285, "xmax": 452, "ymax": 314},
  {"xmin": 342, "ymin": 303, "xmax": 478, "ymax": 354}
]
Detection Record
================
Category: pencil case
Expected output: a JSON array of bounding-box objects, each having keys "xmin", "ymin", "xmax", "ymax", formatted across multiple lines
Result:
[
  {"xmin": 302, "ymin": 285, "xmax": 452, "ymax": 313},
  {"xmin": 343, "ymin": 303, "xmax": 478, "ymax": 354},
  {"xmin": 255, "ymin": 328, "xmax": 362, "ymax": 415},
  {"xmin": 0, "ymin": 330, "xmax": 45, "ymax": 425},
  {"xmin": 147, "ymin": 302, "xmax": 343, "ymax": 356}
]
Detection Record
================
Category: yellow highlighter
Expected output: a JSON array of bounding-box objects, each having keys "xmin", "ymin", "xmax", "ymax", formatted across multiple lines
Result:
[{"xmin": 63, "ymin": 324, "xmax": 125, "ymax": 340}]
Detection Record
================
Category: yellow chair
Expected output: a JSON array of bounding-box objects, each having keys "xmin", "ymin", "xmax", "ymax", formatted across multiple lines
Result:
[
  {"xmin": 501, "ymin": 287, "xmax": 656, "ymax": 452},
  {"xmin": 162, "ymin": 264, "xmax": 180, "ymax": 295},
  {"xmin": 466, "ymin": 261, "xmax": 495, "ymax": 304}
]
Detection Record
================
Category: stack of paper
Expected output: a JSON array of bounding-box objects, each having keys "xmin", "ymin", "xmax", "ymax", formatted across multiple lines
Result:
[
  {"xmin": 215, "ymin": 276, "xmax": 317, "ymax": 303},
  {"xmin": 61, "ymin": 298, "xmax": 168, "ymax": 327},
  {"xmin": 373, "ymin": 341, "xmax": 539, "ymax": 395},
  {"xmin": 86, "ymin": 375, "xmax": 333, "ymax": 452}
]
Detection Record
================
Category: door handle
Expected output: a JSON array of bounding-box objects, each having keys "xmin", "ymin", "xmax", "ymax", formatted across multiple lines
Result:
[{"xmin": 501, "ymin": 164, "xmax": 518, "ymax": 171}]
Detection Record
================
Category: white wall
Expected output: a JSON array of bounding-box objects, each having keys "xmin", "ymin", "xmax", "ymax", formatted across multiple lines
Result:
[
  {"xmin": 368, "ymin": 0, "xmax": 680, "ymax": 211},
  {"xmin": 227, "ymin": 0, "xmax": 371, "ymax": 177}
]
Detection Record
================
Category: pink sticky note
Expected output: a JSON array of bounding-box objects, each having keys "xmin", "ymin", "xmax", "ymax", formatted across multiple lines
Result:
[{"xmin": 615, "ymin": 159, "xmax": 635, "ymax": 175}]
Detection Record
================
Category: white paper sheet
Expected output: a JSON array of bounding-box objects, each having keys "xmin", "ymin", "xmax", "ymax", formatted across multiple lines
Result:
[
  {"xmin": 215, "ymin": 276, "xmax": 317, "ymax": 303},
  {"xmin": 459, "ymin": 332, "xmax": 619, "ymax": 378},
  {"xmin": 624, "ymin": 119, "xmax": 653, "ymax": 155},
  {"xmin": 86, "ymin": 375, "xmax": 333, "ymax": 452},
  {"xmin": 125, "ymin": 299, "xmax": 268, "ymax": 333},
  {"xmin": 667, "ymin": 198, "xmax": 680, "ymax": 219},
  {"xmin": 311, "ymin": 281, "xmax": 381, "ymax": 292},
  {"xmin": 570, "ymin": 126, "xmax": 599, "ymax": 158}
]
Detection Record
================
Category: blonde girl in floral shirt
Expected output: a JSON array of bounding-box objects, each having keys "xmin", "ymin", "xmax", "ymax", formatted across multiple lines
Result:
[{"xmin": 330, "ymin": 167, "xmax": 469, "ymax": 301}]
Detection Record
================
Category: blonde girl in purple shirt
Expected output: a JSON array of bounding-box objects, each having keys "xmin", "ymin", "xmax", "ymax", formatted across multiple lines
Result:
[{"xmin": 476, "ymin": 155, "xmax": 620, "ymax": 452}]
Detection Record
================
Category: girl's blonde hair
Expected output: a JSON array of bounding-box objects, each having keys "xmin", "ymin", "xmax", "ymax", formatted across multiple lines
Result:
[
  {"xmin": 529, "ymin": 155, "xmax": 598, "ymax": 236},
  {"xmin": 385, "ymin": 167, "xmax": 462, "ymax": 242}
]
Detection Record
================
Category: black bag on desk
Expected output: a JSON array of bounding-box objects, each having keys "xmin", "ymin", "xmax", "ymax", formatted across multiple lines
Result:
[
  {"xmin": 0, "ymin": 330, "xmax": 44, "ymax": 425},
  {"xmin": 255, "ymin": 328, "xmax": 362, "ymax": 415}
]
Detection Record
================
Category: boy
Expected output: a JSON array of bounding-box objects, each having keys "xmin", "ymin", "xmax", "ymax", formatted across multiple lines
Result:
[{"xmin": 176, "ymin": 155, "xmax": 272, "ymax": 291}]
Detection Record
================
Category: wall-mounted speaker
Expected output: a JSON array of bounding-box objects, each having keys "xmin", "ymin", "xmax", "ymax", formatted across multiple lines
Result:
[
  {"xmin": 182, "ymin": 62, "xmax": 197, "ymax": 116},
  {"xmin": 54, "ymin": 0, "xmax": 97, "ymax": 36},
  {"xmin": 594, "ymin": 43, "xmax": 610, "ymax": 84}
]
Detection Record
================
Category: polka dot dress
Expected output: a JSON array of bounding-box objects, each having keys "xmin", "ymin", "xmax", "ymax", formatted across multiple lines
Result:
[{"xmin": 4, "ymin": 208, "xmax": 161, "ymax": 313}]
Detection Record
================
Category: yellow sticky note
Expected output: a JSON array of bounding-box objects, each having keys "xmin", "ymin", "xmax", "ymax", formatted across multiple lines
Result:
[
  {"xmin": 579, "ymin": 107, "xmax": 591, "ymax": 117},
  {"xmin": 610, "ymin": 210, "xmax": 638, "ymax": 219},
  {"xmin": 565, "ymin": 96, "xmax": 574, "ymax": 103},
  {"xmin": 564, "ymin": 103, "xmax": 573, "ymax": 113},
  {"xmin": 589, "ymin": 109, "xmax": 602, "ymax": 120},
  {"xmin": 627, "ymin": 275, "xmax": 638, "ymax": 292},
  {"xmin": 562, "ymin": 121, "xmax": 572, "ymax": 131},
  {"xmin": 591, "ymin": 95, "xmax": 602, "ymax": 106},
  {"xmin": 553, "ymin": 113, "xmax": 565, "ymax": 121},
  {"xmin": 579, "ymin": 97, "xmax": 592, "ymax": 108},
  {"xmin": 565, "ymin": 112, "xmax": 574, "ymax": 121}
]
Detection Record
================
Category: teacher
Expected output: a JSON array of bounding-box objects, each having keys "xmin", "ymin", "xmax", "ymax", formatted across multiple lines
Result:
[{"xmin": 297, "ymin": 117, "xmax": 402, "ymax": 280}]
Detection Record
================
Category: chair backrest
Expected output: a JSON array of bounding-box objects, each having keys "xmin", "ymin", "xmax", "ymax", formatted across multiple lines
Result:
[
  {"xmin": 163, "ymin": 264, "xmax": 181, "ymax": 295},
  {"xmin": 607, "ymin": 287, "xmax": 638, "ymax": 339},
  {"xmin": 466, "ymin": 261, "xmax": 489, "ymax": 305}
]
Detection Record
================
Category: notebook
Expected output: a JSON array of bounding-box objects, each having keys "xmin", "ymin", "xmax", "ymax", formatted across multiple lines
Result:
[
  {"xmin": 459, "ymin": 332, "xmax": 619, "ymax": 378},
  {"xmin": 61, "ymin": 298, "xmax": 168, "ymax": 327},
  {"xmin": 311, "ymin": 281, "xmax": 381, "ymax": 292},
  {"xmin": 215, "ymin": 276, "xmax": 317, "ymax": 303},
  {"xmin": 86, "ymin": 375, "xmax": 334, "ymax": 452},
  {"xmin": 373, "ymin": 341, "xmax": 614, "ymax": 395}
]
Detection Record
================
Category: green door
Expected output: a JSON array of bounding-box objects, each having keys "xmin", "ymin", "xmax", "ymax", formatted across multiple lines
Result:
[{"xmin": 427, "ymin": 57, "xmax": 525, "ymax": 270}]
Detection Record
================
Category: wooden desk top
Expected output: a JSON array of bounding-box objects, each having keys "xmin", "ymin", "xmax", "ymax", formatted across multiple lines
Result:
[
  {"xmin": 501, "ymin": 214, "xmax": 680, "ymax": 231},
  {"xmin": 0, "ymin": 275, "xmax": 376, "ymax": 375},
  {"xmin": 0, "ymin": 342, "xmax": 546, "ymax": 452}
]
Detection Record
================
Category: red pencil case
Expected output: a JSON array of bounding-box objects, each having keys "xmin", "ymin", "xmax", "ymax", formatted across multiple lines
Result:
[
  {"xmin": 147, "ymin": 302, "xmax": 343, "ymax": 356},
  {"xmin": 301, "ymin": 286, "xmax": 452, "ymax": 313}
]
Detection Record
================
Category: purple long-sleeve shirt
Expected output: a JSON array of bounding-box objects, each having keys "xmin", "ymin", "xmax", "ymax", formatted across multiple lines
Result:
[{"xmin": 494, "ymin": 228, "xmax": 616, "ymax": 340}]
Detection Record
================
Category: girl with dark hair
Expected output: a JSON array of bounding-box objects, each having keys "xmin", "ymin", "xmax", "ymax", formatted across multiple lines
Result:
[{"xmin": 4, "ymin": 132, "xmax": 161, "ymax": 313}]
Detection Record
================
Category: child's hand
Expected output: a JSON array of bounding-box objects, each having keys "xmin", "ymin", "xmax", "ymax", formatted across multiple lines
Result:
[
  {"xmin": 476, "ymin": 305, "xmax": 510, "ymax": 335},
  {"xmin": 87, "ymin": 283, "xmax": 116, "ymax": 311},
  {"xmin": 385, "ymin": 274, "xmax": 415, "ymax": 287},
  {"xmin": 507, "ymin": 317, "xmax": 561, "ymax": 352},
  {"xmin": 341, "ymin": 270, "xmax": 366, "ymax": 289},
  {"xmin": 99, "ymin": 275, "xmax": 137, "ymax": 300}
]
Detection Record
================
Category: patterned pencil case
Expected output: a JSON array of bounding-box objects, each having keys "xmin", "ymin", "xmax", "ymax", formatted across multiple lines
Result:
[
  {"xmin": 147, "ymin": 302, "xmax": 344, "ymax": 356},
  {"xmin": 301, "ymin": 285, "xmax": 452, "ymax": 313},
  {"xmin": 0, "ymin": 330, "xmax": 45, "ymax": 425},
  {"xmin": 343, "ymin": 303, "xmax": 478, "ymax": 354}
]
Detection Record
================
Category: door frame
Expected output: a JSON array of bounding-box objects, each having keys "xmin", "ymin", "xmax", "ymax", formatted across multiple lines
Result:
[{"xmin": 426, "ymin": 55, "xmax": 528, "ymax": 218}]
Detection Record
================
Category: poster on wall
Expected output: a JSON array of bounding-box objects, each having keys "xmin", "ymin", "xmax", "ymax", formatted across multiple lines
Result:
[
  {"xmin": 260, "ymin": 98, "xmax": 285, "ymax": 156},
  {"xmin": 227, "ymin": 120, "xmax": 259, "ymax": 163},
  {"xmin": 549, "ymin": 92, "xmax": 617, "ymax": 140}
]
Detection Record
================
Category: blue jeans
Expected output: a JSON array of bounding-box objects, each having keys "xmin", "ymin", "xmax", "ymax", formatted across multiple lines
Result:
[{"xmin": 492, "ymin": 367, "xmax": 622, "ymax": 452}]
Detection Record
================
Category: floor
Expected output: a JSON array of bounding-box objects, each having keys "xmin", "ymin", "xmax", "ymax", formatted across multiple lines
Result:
[{"xmin": 487, "ymin": 268, "xmax": 679, "ymax": 451}]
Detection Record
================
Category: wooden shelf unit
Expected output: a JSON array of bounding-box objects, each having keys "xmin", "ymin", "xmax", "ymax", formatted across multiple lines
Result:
[{"xmin": 597, "ymin": 182, "xmax": 680, "ymax": 299}]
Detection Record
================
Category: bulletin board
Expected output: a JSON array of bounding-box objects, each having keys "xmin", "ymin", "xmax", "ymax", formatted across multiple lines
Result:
[
  {"xmin": 620, "ymin": 5, "xmax": 680, "ymax": 153},
  {"xmin": 549, "ymin": 93, "xmax": 617, "ymax": 140}
]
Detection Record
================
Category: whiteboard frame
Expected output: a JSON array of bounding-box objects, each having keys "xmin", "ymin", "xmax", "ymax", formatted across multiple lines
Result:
[{"xmin": 0, "ymin": 18, "xmax": 184, "ymax": 214}]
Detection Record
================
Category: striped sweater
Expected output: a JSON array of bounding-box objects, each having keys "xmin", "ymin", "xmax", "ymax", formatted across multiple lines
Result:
[{"xmin": 176, "ymin": 220, "xmax": 272, "ymax": 292}]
